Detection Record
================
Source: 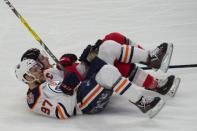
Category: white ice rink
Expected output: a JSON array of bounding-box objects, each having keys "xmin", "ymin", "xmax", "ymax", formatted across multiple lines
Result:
[{"xmin": 0, "ymin": 0, "xmax": 197, "ymax": 131}]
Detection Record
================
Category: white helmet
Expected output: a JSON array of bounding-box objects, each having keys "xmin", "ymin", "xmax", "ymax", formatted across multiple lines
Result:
[{"xmin": 15, "ymin": 59, "xmax": 42, "ymax": 84}]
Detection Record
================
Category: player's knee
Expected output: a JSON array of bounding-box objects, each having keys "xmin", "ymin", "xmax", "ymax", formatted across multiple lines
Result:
[
  {"xmin": 99, "ymin": 42, "xmax": 113, "ymax": 56},
  {"xmin": 98, "ymin": 41, "xmax": 121, "ymax": 64},
  {"xmin": 95, "ymin": 65, "xmax": 121, "ymax": 89}
]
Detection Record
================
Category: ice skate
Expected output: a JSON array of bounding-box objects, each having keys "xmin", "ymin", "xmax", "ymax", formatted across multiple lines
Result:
[
  {"xmin": 130, "ymin": 96, "xmax": 165, "ymax": 118},
  {"xmin": 148, "ymin": 43, "xmax": 173, "ymax": 73},
  {"xmin": 156, "ymin": 75, "xmax": 181, "ymax": 97}
]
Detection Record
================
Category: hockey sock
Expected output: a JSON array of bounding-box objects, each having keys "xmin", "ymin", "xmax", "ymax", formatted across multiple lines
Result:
[
  {"xmin": 129, "ymin": 67, "xmax": 158, "ymax": 90},
  {"xmin": 118, "ymin": 45, "xmax": 149, "ymax": 64},
  {"xmin": 95, "ymin": 64, "xmax": 142, "ymax": 103},
  {"xmin": 112, "ymin": 77, "xmax": 142, "ymax": 103}
]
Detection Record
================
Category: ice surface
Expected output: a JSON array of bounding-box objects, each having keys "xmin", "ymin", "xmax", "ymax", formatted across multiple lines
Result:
[{"xmin": 0, "ymin": 0, "xmax": 197, "ymax": 131}]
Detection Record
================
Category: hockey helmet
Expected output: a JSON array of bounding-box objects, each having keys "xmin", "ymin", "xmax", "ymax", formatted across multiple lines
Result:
[
  {"xmin": 15, "ymin": 59, "xmax": 43, "ymax": 84},
  {"xmin": 21, "ymin": 48, "xmax": 41, "ymax": 61}
]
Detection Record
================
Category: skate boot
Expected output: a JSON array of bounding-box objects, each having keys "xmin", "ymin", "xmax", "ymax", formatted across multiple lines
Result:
[
  {"xmin": 148, "ymin": 42, "xmax": 173, "ymax": 73},
  {"xmin": 130, "ymin": 96, "xmax": 165, "ymax": 118},
  {"xmin": 156, "ymin": 75, "xmax": 181, "ymax": 97}
]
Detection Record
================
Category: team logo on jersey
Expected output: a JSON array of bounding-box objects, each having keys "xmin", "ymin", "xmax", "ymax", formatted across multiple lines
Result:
[
  {"xmin": 27, "ymin": 92, "xmax": 34, "ymax": 104},
  {"xmin": 47, "ymin": 81, "xmax": 62, "ymax": 93}
]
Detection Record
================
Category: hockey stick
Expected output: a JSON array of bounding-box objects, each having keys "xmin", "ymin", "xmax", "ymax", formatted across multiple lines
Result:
[
  {"xmin": 5, "ymin": 0, "xmax": 197, "ymax": 72},
  {"xmin": 142, "ymin": 64, "xmax": 197, "ymax": 70},
  {"xmin": 4, "ymin": 0, "xmax": 66, "ymax": 71}
]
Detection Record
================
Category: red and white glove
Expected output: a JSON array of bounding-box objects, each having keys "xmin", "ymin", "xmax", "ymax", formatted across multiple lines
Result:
[{"xmin": 57, "ymin": 53, "xmax": 78, "ymax": 70}]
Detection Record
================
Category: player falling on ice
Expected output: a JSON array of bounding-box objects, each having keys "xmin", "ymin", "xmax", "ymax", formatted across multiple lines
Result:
[{"xmin": 15, "ymin": 32, "xmax": 180, "ymax": 119}]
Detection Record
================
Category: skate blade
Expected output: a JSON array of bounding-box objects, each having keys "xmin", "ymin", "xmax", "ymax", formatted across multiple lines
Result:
[
  {"xmin": 147, "ymin": 99, "xmax": 165, "ymax": 118},
  {"xmin": 160, "ymin": 43, "xmax": 173, "ymax": 73},
  {"xmin": 167, "ymin": 77, "xmax": 181, "ymax": 97}
]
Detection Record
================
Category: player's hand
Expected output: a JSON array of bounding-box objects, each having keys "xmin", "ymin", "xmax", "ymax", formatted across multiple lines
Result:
[
  {"xmin": 57, "ymin": 53, "xmax": 78, "ymax": 70},
  {"xmin": 79, "ymin": 39, "xmax": 103, "ymax": 65},
  {"xmin": 60, "ymin": 72, "xmax": 80, "ymax": 96}
]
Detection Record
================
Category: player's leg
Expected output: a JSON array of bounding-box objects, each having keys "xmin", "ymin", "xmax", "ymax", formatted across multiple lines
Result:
[
  {"xmin": 95, "ymin": 64, "xmax": 165, "ymax": 118},
  {"xmin": 98, "ymin": 40, "xmax": 173, "ymax": 73},
  {"xmin": 77, "ymin": 78, "xmax": 113, "ymax": 114},
  {"xmin": 98, "ymin": 44, "xmax": 180, "ymax": 97},
  {"xmin": 78, "ymin": 56, "xmax": 164, "ymax": 118},
  {"xmin": 102, "ymin": 32, "xmax": 173, "ymax": 73},
  {"xmin": 128, "ymin": 65, "xmax": 181, "ymax": 97}
]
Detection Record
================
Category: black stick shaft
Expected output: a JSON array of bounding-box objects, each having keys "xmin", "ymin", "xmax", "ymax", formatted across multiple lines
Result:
[{"xmin": 142, "ymin": 64, "xmax": 197, "ymax": 70}]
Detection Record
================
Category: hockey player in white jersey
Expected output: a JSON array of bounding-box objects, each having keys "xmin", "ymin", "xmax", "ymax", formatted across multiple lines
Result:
[
  {"xmin": 80, "ymin": 40, "xmax": 180, "ymax": 97},
  {"xmin": 15, "ymin": 58, "xmax": 165, "ymax": 119},
  {"xmin": 15, "ymin": 59, "xmax": 78, "ymax": 119}
]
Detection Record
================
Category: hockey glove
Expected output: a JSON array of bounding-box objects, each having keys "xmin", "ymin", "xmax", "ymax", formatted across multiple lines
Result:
[
  {"xmin": 79, "ymin": 40, "xmax": 102, "ymax": 65},
  {"xmin": 79, "ymin": 45, "xmax": 92, "ymax": 65},
  {"xmin": 60, "ymin": 72, "xmax": 80, "ymax": 96},
  {"xmin": 57, "ymin": 53, "xmax": 78, "ymax": 70}
]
